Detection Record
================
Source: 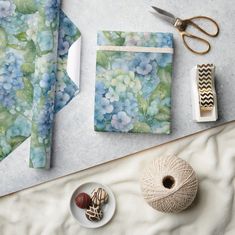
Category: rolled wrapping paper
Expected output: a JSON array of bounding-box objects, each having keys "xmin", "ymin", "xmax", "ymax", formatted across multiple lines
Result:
[
  {"xmin": 140, "ymin": 155, "xmax": 198, "ymax": 213},
  {"xmin": 0, "ymin": 0, "xmax": 81, "ymax": 163},
  {"xmin": 29, "ymin": 0, "xmax": 61, "ymax": 169}
]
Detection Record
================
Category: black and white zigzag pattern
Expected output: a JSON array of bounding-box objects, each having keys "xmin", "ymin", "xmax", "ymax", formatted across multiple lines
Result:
[
  {"xmin": 197, "ymin": 64, "xmax": 214, "ymax": 110},
  {"xmin": 200, "ymin": 88, "xmax": 214, "ymax": 110}
]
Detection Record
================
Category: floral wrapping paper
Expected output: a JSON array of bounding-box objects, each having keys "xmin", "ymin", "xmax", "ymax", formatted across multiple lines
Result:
[
  {"xmin": 0, "ymin": 0, "xmax": 81, "ymax": 168},
  {"xmin": 95, "ymin": 31, "xmax": 173, "ymax": 134}
]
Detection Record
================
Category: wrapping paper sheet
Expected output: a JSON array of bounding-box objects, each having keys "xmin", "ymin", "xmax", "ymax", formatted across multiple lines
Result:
[
  {"xmin": 0, "ymin": 0, "xmax": 81, "ymax": 167},
  {"xmin": 0, "ymin": 121, "xmax": 235, "ymax": 235},
  {"xmin": 95, "ymin": 31, "xmax": 173, "ymax": 134}
]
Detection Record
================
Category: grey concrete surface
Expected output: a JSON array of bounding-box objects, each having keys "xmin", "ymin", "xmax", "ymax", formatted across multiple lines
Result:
[{"xmin": 1, "ymin": 0, "xmax": 234, "ymax": 196}]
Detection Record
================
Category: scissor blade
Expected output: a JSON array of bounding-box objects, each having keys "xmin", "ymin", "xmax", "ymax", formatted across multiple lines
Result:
[{"xmin": 151, "ymin": 6, "xmax": 176, "ymax": 25}]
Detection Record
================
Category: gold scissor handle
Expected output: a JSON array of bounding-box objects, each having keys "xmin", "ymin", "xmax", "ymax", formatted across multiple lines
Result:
[
  {"xmin": 175, "ymin": 16, "xmax": 219, "ymax": 55},
  {"xmin": 181, "ymin": 31, "xmax": 211, "ymax": 55},
  {"xmin": 185, "ymin": 16, "xmax": 220, "ymax": 37}
]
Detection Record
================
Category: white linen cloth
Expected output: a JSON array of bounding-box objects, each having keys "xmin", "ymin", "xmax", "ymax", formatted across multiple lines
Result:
[{"xmin": 0, "ymin": 122, "xmax": 235, "ymax": 235}]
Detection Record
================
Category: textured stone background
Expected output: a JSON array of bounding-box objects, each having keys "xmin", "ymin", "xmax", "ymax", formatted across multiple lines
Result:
[{"xmin": 1, "ymin": 0, "xmax": 234, "ymax": 196}]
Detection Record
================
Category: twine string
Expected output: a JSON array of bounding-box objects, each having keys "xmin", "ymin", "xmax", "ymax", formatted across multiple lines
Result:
[{"xmin": 140, "ymin": 155, "xmax": 198, "ymax": 213}]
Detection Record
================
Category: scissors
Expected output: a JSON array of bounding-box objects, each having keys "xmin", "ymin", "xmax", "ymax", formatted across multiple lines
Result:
[{"xmin": 151, "ymin": 6, "xmax": 220, "ymax": 55}]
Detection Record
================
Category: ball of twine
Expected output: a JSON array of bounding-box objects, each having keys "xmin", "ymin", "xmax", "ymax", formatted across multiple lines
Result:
[{"xmin": 140, "ymin": 155, "xmax": 198, "ymax": 213}]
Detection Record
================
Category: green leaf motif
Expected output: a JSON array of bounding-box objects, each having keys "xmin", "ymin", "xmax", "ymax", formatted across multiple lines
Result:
[
  {"xmin": 137, "ymin": 95, "xmax": 149, "ymax": 114},
  {"xmin": 164, "ymin": 64, "xmax": 173, "ymax": 75},
  {"xmin": 25, "ymin": 40, "xmax": 36, "ymax": 61},
  {"xmin": 0, "ymin": 150, "xmax": 3, "ymax": 160},
  {"xmin": 158, "ymin": 67, "xmax": 172, "ymax": 84},
  {"xmin": 97, "ymin": 51, "xmax": 109, "ymax": 68},
  {"xmin": 102, "ymin": 31, "xmax": 113, "ymax": 42},
  {"xmin": 9, "ymin": 136, "xmax": 26, "ymax": 149},
  {"xmin": 15, "ymin": 32, "xmax": 28, "ymax": 42},
  {"xmin": 155, "ymin": 106, "xmax": 171, "ymax": 121},
  {"xmin": 21, "ymin": 63, "xmax": 35, "ymax": 74},
  {"xmin": 13, "ymin": 0, "xmax": 37, "ymax": 14},
  {"xmin": 149, "ymin": 84, "xmax": 165, "ymax": 102},
  {"xmin": 133, "ymin": 122, "xmax": 151, "ymax": 133},
  {"xmin": 0, "ymin": 27, "xmax": 7, "ymax": 50},
  {"xmin": 149, "ymin": 68, "xmax": 172, "ymax": 102},
  {"xmin": 7, "ymin": 44, "xmax": 24, "ymax": 50},
  {"xmin": 21, "ymin": 40, "xmax": 36, "ymax": 75},
  {"xmin": 76, "ymin": 30, "xmax": 81, "ymax": 39},
  {"xmin": 16, "ymin": 77, "xmax": 33, "ymax": 104},
  {"xmin": 0, "ymin": 107, "xmax": 16, "ymax": 134},
  {"xmin": 113, "ymin": 37, "xmax": 125, "ymax": 46},
  {"xmin": 103, "ymin": 31, "xmax": 125, "ymax": 46}
]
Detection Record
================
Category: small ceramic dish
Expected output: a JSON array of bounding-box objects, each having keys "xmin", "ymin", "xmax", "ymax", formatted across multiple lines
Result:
[{"xmin": 69, "ymin": 182, "xmax": 116, "ymax": 228}]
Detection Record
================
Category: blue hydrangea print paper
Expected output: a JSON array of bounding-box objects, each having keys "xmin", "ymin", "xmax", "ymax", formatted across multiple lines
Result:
[
  {"xmin": 0, "ymin": 0, "xmax": 81, "ymax": 167},
  {"xmin": 95, "ymin": 31, "xmax": 173, "ymax": 134}
]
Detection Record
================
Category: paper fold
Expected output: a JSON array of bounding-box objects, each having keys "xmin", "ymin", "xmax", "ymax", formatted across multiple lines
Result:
[{"xmin": 0, "ymin": 0, "xmax": 81, "ymax": 167}]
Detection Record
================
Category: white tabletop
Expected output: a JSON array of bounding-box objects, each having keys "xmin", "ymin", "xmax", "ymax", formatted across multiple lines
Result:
[{"xmin": 1, "ymin": 0, "xmax": 234, "ymax": 196}]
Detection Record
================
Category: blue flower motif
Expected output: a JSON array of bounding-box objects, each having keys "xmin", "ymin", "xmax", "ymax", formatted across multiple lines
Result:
[
  {"xmin": 37, "ymin": 31, "xmax": 53, "ymax": 52},
  {"xmin": 112, "ymin": 58, "xmax": 129, "ymax": 72},
  {"xmin": 58, "ymin": 38, "xmax": 70, "ymax": 56},
  {"xmin": 59, "ymin": 13, "xmax": 77, "ymax": 37},
  {"xmin": 105, "ymin": 87, "xmax": 119, "ymax": 102},
  {"xmin": 44, "ymin": 0, "xmax": 60, "ymax": 24},
  {"xmin": 1, "ymin": 77, "xmax": 12, "ymax": 90},
  {"xmin": 0, "ymin": 89, "xmax": 15, "ymax": 108},
  {"xmin": 0, "ymin": 0, "xmax": 16, "ymax": 19},
  {"xmin": 129, "ymin": 53, "xmax": 155, "ymax": 76},
  {"xmin": 151, "ymin": 121, "xmax": 171, "ymax": 134},
  {"xmin": 3, "ymin": 52, "xmax": 23, "ymax": 79},
  {"xmin": 33, "ymin": 85, "xmax": 42, "ymax": 103},
  {"xmin": 64, "ymin": 83, "xmax": 78, "ymax": 97},
  {"xmin": 0, "ymin": 14, "xmax": 26, "ymax": 34},
  {"xmin": 11, "ymin": 76, "xmax": 24, "ymax": 89},
  {"xmin": 39, "ymin": 72, "xmax": 56, "ymax": 91},
  {"xmin": 0, "ymin": 52, "xmax": 23, "ymax": 108},
  {"xmin": 97, "ymin": 33, "xmax": 108, "ymax": 46},
  {"xmin": 99, "ymin": 97, "xmax": 113, "ymax": 115},
  {"xmin": 94, "ymin": 119, "xmax": 106, "ymax": 130},
  {"xmin": 136, "ymin": 62, "xmax": 153, "ymax": 76},
  {"xmin": 135, "ymin": 60, "xmax": 160, "ymax": 98},
  {"xmin": 53, "ymin": 80, "xmax": 78, "ymax": 113},
  {"xmin": 129, "ymin": 53, "xmax": 151, "ymax": 71},
  {"xmin": 6, "ymin": 116, "xmax": 31, "ymax": 139},
  {"xmin": 58, "ymin": 11, "xmax": 79, "ymax": 57},
  {"xmin": 37, "ymin": 100, "xmax": 54, "ymax": 139},
  {"xmin": 161, "ymin": 97, "xmax": 171, "ymax": 107},
  {"xmin": 55, "ymin": 91, "xmax": 70, "ymax": 111},
  {"xmin": 155, "ymin": 53, "xmax": 173, "ymax": 67},
  {"xmin": 147, "ymin": 100, "xmax": 159, "ymax": 116},
  {"xmin": 136, "ymin": 53, "xmax": 152, "ymax": 63},
  {"xmin": 122, "ymin": 99, "xmax": 138, "ymax": 117},
  {"xmin": 112, "ymin": 100, "xmax": 122, "ymax": 113},
  {"xmin": 30, "ymin": 147, "xmax": 46, "ymax": 168},
  {"xmin": 111, "ymin": 111, "xmax": 133, "ymax": 132},
  {"xmin": 95, "ymin": 95, "xmax": 114, "ymax": 124},
  {"xmin": 94, "ymin": 108, "xmax": 104, "ymax": 122},
  {"xmin": 112, "ymin": 92, "xmax": 138, "ymax": 118},
  {"xmin": 156, "ymin": 33, "xmax": 173, "ymax": 48},
  {"xmin": 95, "ymin": 81, "xmax": 106, "ymax": 96}
]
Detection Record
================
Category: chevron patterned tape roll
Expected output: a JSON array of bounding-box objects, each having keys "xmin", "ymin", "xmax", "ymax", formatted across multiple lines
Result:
[
  {"xmin": 197, "ymin": 64, "xmax": 215, "ymax": 111},
  {"xmin": 140, "ymin": 155, "xmax": 198, "ymax": 213}
]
